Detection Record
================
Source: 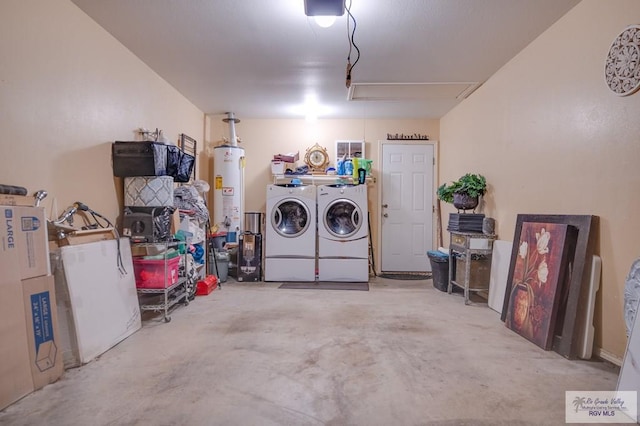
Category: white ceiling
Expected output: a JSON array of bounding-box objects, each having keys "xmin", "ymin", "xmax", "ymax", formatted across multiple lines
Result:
[{"xmin": 71, "ymin": 0, "xmax": 580, "ymax": 119}]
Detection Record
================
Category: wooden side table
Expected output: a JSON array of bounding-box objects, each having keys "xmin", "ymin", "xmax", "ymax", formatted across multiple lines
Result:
[{"xmin": 447, "ymin": 231, "xmax": 496, "ymax": 305}]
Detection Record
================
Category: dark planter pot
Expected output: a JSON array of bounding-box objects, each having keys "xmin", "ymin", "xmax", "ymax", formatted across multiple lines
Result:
[{"xmin": 452, "ymin": 193, "xmax": 479, "ymax": 211}]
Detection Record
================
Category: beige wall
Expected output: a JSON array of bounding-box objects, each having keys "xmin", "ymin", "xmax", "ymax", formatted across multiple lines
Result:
[
  {"xmin": 206, "ymin": 116, "xmax": 439, "ymax": 268},
  {"xmin": 0, "ymin": 0, "xmax": 205, "ymax": 225},
  {"xmin": 440, "ymin": 0, "xmax": 640, "ymax": 360}
]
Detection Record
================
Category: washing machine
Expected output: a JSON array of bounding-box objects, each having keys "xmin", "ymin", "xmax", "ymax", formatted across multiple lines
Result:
[
  {"xmin": 317, "ymin": 184, "xmax": 369, "ymax": 282},
  {"xmin": 265, "ymin": 183, "xmax": 317, "ymax": 281}
]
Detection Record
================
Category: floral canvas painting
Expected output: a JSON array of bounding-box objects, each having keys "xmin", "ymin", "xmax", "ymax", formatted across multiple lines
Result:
[{"xmin": 505, "ymin": 222, "xmax": 576, "ymax": 349}]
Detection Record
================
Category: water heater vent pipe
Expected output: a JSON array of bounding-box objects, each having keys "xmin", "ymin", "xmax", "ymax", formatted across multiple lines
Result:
[{"xmin": 222, "ymin": 112, "xmax": 240, "ymax": 147}]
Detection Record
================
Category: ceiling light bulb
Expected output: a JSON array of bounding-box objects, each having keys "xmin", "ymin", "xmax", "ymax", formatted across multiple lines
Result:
[{"xmin": 314, "ymin": 15, "xmax": 336, "ymax": 28}]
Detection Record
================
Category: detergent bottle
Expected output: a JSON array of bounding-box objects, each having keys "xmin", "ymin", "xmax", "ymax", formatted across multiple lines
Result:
[
  {"xmin": 352, "ymin": 158, "xmax": 360, "ymax": 181},
  {"xmin": 344, "ymin": 159, "xmax": 353, "ymax": 176}
]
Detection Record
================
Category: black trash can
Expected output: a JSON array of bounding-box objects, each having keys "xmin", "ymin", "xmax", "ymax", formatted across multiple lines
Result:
[{"xmin": 427, "ymin": 250, "xmax": 450, "ymax": 292}]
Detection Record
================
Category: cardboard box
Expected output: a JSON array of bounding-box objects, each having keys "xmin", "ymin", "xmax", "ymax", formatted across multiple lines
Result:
[
  {"xmin": 0, "ymin": 194, "xmax": 34, "ymax": 206},
  {"xmin": 271, "ymin": 160, "xmax": 296, "ymax": 175},
  {"xmin": 273, "ymin": 152, "xmax": 299, "ymax": 163},
  {"xmin": 170, "ymin": 209, "xmax": 180, "ymax": 235},
  {"xmin": 0, "ymin": 268, "xmax": 34, "ymax": 410},
  {"xmin": 130, "ymin": 243, "xmax": 167, "ymax": 257},
  {"xmin": 58, "ymin": 228, "xmax": 116, "ymax": 247},
  {"xmin": 22, "ymin": 275, "xmax": 64, "ymax": 389},
  {"xmin": 51, "ymin": 249, "xmax": 81, "ymax": 369},
  {"xmin": 0, "ymin": 206, "xmax": 50, "ymax": 279}
]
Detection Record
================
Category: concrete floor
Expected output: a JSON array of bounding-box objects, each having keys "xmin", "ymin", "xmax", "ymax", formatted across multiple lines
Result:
[{"xmin": 0, "ymin": 277, "xmax": 618, "ymax": 426}]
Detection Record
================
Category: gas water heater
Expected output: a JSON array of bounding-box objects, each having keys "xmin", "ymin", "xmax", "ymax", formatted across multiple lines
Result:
[{"xmin": 213, "ymin": 113, "xmax": 245, "ymax": 243}]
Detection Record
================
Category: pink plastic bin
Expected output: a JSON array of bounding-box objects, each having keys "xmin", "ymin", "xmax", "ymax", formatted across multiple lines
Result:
[{"xmin": 133, "ymin": 256, "xmax": 180, "ymax": 289}]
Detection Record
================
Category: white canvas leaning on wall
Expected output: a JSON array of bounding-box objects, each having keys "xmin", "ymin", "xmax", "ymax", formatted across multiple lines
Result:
[
  {"xmin": 488, "ymin": 240, "xmax": 513, "ymax": 314},
  {"xmin": 59, "ymin": 238, "xmax": 141, "ymax": 365}
]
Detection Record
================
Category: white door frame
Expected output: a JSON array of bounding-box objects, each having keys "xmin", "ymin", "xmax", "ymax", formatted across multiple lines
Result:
[{"xmin": 376, "ymin": 140, "xmax": 439, "ymax": 274}]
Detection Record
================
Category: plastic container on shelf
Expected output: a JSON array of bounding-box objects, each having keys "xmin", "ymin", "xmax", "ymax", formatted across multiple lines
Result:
[
  {"xmin": 133, "ymin": 256, "xmax": 180, "ymax": 289},
  {"xmin": 226, "ymin": 232, "xmax": 237, "ymax": 244}
]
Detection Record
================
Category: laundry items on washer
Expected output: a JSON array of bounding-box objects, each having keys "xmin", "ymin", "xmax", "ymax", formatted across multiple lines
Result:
[{"xmin": 264, "ymin": 183, "xmax": 317, "ymax": 282}]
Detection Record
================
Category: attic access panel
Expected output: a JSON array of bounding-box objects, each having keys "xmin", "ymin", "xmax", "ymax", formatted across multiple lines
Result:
[{"xmin": 347, "ymin": 82, "xmax": 481, "ymax": 101}]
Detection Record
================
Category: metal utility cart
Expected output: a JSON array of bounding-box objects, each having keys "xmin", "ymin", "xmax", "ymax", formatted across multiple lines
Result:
[
  {"xmin": 134, "ymin": 240, "xmax": 189, "ymax": 322},
  {"xmin": 447, "ymin": 231, "xmax": 496, "ymax": 305}
]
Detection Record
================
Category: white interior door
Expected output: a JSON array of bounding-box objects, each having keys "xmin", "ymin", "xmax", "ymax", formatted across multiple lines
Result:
[{"xmin": 381, "ymin": 144, "xmax": 434, "ymax": 272}]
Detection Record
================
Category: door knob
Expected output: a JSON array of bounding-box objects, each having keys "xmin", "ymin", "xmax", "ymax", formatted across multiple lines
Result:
[
  {"xmin": 382, "ymin": 204, "xmax": 388, "ymax": 208},
  {"xmin": 383, "ymin": 213, "xmax": 388, "ymax": 217}
]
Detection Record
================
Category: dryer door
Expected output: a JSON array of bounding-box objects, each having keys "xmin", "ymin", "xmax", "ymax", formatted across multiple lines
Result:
[
  {"xmin": 271, "ymin": 198, "xmax": 310, "ymax": 238},
  {"xmin": 323, "ymin": 198, "xmax": 362, "ymax": 239}
]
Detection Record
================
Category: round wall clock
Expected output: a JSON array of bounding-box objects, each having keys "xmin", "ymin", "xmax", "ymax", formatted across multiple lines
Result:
[
  {"xmin": 605, "ymin": 25, "xmax": 640, "ymax": 96},
  {"xmin": 304, "ymin": 143, "xmax": 330, "ymax": 173}
]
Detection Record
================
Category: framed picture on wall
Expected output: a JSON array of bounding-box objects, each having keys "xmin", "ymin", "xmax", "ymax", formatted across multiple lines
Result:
[{"xmin": 335, "ymin": 140, "xmax": 365, "ymax": 161}]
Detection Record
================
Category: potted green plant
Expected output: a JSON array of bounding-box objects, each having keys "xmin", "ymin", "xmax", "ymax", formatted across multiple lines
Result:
[{"xmin": 437, "ymin": 173, "xmax": 487, "ymax": 211}]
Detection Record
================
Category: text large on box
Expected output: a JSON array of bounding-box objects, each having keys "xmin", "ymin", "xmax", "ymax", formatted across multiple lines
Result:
[{"xmin": 30, "ymin": 291, "xmax": 57, "ymax": 371}]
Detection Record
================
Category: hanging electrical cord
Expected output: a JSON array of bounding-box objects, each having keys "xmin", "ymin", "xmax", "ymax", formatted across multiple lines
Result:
[
  {"xmin": 75, "ymin": 201, "xmax": 127, "ymax": 275},
  {"xmin": 345, "ymin": 0, "xmax": 360, "ymax": 88}
]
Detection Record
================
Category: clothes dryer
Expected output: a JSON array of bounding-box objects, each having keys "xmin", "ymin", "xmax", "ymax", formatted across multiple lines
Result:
[
  {"xmin": 265, "ymin": 184, "xmax": 317, "ymax": 281},
  {"xmin": 317, "ymin": 184, "xmax": 369, "ymax": 282}
]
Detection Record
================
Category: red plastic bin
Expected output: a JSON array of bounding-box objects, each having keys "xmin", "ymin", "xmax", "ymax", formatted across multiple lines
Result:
[{"xmin": 133, "ymin": 256, "xmax": 180, "ymax": 289}]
